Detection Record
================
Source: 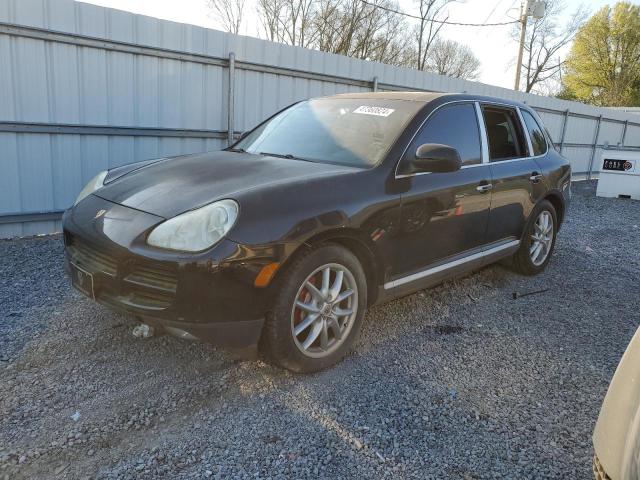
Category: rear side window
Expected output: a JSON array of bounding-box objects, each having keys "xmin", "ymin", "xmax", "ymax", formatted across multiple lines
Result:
[
  {"xmin": 482, "ymin": 107, "xmax": 527, "ymax": 161},
  {"xmin": 521, "ymin": 109, "xmax": 548, "ymax": 156},
  {"xmin": 408, "ymin": 103, "xmax": 481, "ymax": 166}
]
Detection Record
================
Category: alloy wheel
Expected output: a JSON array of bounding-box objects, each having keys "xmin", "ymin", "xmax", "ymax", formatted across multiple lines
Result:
[
  {"xmin": 290, "ymin": 263, "xmax": 358, "ymax": 358},
  {"xmin": 530, "ymin": 210, "xmax": 554, "ymax": 266}
]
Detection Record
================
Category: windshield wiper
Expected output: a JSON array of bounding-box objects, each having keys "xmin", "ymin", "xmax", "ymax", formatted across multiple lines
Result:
[
  {"xmin": 260, "ymin": 151, "xmax": 295, "ymax": 159},
  {"xmin": 259, "ymin": 152, "xmax": 316, "ymax": 163},
  {"xmin": 228, "ymin": 149, "xmax": 314, "ymax": 162}
]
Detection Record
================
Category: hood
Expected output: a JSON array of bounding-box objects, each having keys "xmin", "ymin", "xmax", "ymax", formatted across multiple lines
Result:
[
  {"xmin": 103, "ymin": 157, "xmax": 166, "ymax": 184},
  {"xmin": 95, "ymin": 151, "xmax": 358, "ymax": 218}
]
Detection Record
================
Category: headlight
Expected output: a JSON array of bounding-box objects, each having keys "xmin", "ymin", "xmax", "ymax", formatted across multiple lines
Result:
[
  {"xmin": 147, "ymin": 199, "xmax": 239, "ymax": 252},
  {"xmin": 75, "ymin": 171, "xmax": 108, "ymax": 205}
]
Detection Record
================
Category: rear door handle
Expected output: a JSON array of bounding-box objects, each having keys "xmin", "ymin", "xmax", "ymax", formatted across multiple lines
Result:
[
  {"xmin": 476, "ymin": 183, "xmax": 493, "ymax": 193},
  {"xmin": 530, "ymin": 172, "xmax": 543, "ymax": 182}
]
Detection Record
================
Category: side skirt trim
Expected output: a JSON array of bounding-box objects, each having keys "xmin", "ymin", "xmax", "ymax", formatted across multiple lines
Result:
[{"xmin": 384, "ymin": 239, "xmax": 520, "ymax": 290}]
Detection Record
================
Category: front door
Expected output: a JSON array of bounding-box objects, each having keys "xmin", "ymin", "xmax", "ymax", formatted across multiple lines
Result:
[{"xmin": 390, "ymin": 102, "xmax": 492, "ymax": 280}]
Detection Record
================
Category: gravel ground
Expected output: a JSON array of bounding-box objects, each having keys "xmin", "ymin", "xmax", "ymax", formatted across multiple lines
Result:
[{"xmin": 1, "ymin": 180, "xmax": 638, "ymax": 479}]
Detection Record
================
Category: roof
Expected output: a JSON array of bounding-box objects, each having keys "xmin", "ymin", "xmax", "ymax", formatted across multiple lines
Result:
[
  {"xmin": 327, "ymin": 91, "xmax": 529, "ymax": 109},
  {"xmin": 329, "ymin": 91, "xmax": 446, "ymax": 102}
]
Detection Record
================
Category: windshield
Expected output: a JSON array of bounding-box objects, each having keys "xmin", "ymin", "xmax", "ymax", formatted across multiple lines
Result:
[{"xmin": 233, "ymin": 98, "xmax": 423, "ymax": 167}]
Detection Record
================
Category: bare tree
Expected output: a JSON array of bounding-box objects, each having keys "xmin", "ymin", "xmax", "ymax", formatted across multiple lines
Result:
[
  {"xmin": 311, "ymin": 0, "xmax": 382, "ymax": 55},
  {"xmin": 338, "ymin": 0, "xmax": 409, "ymax": 63},
  {"xmin": 207, "ymin": 0, "xmax": 246, "ymax": 34},
  {"xmin": 282, "ymin": 0, "xmax": 317, "ymax": 47},
  {"xmin": 370, "ymin": 19, "xmax": 411, "ymax": 65},
  {"xmin": 256, "ymin": 0, "xmax": 317, "ymax": 47},
  {"xmin": 312, "ymin": 0, "xmax": 345, "ymax": 52},
  {"xmin": 426, "ymin": 38, "xmax": 480, "ymax": 79},
  {"xmin": 513, "ymin": 0, "xmax": 588, "ymax": 93},
  {"xmin": 414, "ymin": 0, "xmax": 456, "ymax": 71},
  {"xmin": 261, "ymin": 0, "xmax": 409, "ymax": 63},
  {"xmin": 253, "ymin": 0, "xmax": 473, "ymax": 74},
  {"xmin": 258, "ymin": 0, "xmax": 287, "ymax": 42}
]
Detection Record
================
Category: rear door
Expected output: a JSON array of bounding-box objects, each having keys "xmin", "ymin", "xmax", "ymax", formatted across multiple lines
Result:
[{"xmin": 481, "ymin": 104, "xmax": 547, "ymax": 245}]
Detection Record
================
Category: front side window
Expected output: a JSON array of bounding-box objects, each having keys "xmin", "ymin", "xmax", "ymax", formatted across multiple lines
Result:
[
  {"xmin": 234, "ymin": 98, "xmax": 423, "ymax": 168},
  {"xmin": 521, "ymin": 109, "xmax": 548, "ymax": 156},
  {"xmin": 482, "ymin": 106, "xmax": 528, "ymax": 161},
  {"xmin": 406, "ymin": 103, "xmax": 482, "ymax": 166}
]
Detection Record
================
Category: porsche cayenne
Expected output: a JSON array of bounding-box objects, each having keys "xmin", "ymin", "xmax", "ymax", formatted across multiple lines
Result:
[{"xmin": 63, "ymin": 92, "xmax": 571, "ymax": 372}]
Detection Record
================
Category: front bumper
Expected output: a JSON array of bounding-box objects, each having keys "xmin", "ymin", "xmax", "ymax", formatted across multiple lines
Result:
[{"xmin": 62, "ymin": 195, "xmax": 276, "ymax": 349}]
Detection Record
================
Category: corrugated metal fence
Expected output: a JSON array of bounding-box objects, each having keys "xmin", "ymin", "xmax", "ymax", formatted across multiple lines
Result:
[{"xmin": 1, "ymin": 0, "xmax": 639, "ymax": 238}]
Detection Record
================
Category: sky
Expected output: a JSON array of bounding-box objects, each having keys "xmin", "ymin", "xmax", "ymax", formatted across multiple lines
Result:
[{"xmin": 78, "ymin": 0, "xmax": 628, "ymax": 90}]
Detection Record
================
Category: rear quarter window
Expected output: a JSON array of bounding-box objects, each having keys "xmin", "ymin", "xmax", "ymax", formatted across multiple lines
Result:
[{"xmin": 521, "ymin": 109, "xmax": 548, "ymax": 156}]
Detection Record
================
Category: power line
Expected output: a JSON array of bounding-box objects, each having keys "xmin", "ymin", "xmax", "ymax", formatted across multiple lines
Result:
[
  {"xmin": 482, "ymin": 0, "xmax": 508, "ymax": 24},
  {"xmin": 359, "ymin": 0, "xmax": 520, "ymax": 26}
]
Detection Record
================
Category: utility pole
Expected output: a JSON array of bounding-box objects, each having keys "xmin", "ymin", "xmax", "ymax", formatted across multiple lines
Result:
[
  {"xmin": 514, "ymin": 2, "xmax": 528, "ymax": 91},
  {"xmin": 514, "ymin": 1, "xmax": 545, "ymax": 91}
]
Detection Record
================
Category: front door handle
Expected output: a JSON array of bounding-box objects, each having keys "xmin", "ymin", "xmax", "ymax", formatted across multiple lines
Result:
[
  {"xmin": 476, "ymin": 183, "xmax": 493, "ymax": 193},
  {"xmin": 530, "ymin": 172, "xmax": 543, "ymax": 182}
]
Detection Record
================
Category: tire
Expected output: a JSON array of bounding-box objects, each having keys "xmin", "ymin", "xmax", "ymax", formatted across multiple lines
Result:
[
  {"xmin": 260, "ymin": 243, "xmax": 367, "ymax": 373},
  {"xmin": 512, "ymin": 199, "xmax": 557, "ymax": 276}
]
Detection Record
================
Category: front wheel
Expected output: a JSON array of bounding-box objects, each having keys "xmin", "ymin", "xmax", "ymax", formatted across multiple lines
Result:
[
  {"xmin": 261, "ymin": 244, "xmax": 367, "ymax": 373},
  {"xmin": 512, "ymin": 200, "xmax": 557, "ymax": 275}
]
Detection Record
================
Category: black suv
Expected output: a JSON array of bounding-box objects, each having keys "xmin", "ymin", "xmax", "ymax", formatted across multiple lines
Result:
[{"xmin": 63, "ymin": 92, "xmax": 571, "ymax": 372}]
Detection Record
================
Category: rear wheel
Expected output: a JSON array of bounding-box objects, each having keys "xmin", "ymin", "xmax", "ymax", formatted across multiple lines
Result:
[
  {"xmin": 512, "ymin": 200, "xmax": 557, "ymax": 275},
  {"xmin": 261, "ymin": 244, "xmax": 367, "ymax": 372}
]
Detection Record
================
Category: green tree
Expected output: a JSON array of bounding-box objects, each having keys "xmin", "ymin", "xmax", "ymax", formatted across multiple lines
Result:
[{"xmin": 563, "ymin": 2, "xmax": 640, "ymax": 106}]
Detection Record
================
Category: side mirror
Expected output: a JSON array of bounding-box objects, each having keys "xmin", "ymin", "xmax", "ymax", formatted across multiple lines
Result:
[{"xmin": 410, "ymin": 143, "xmax": 462, "ymax": 174}]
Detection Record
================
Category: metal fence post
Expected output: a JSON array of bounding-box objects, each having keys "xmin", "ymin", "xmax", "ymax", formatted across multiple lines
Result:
[
  {"xmin": 227, "ymin": 52, "xmax": 235, "ymax": 146},
  {"xmin": 372, "ymin": 76, "xmax": 378, "ymax": 92},
  {"xmin": 559, "ymin": 109, "xmax": 569, "ymax": 154},
  {"xmin": 620, "ymin": 120, "xmax": 628, "ymax": 147},
  {"xmin": 587, "ymin": 115, "xmax": 602, "ymax": 180}
]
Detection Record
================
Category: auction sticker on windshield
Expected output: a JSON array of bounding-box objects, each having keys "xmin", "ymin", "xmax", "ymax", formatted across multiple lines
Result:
[{"xmin": 353, "ymin": 106, "xmax": 395, "ymax": 117}]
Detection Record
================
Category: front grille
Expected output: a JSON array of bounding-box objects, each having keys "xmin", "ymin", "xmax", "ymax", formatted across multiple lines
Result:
[
  {"xmin": 593, "ymin": 454, "xmax": 611, "ymax": 480},
  {"xmin": 65, "ymin": 232, "xmax": 178, "ymax": 311},
  {"xmin": 100, "ymin": 287, "xmax": 173, "ymax": 311},
  {"xmin": 67, "ymin": 239, "xmax": 117, "ymax": 276},
  {"xmin": 124, "ymin": 264, "xmax": 177, "ymax": 293}
]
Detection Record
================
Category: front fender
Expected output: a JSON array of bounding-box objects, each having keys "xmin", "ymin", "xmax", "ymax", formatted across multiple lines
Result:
[{"xmin": 225, "ymin": 167, "xmax": 401, "ymax": 289}]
